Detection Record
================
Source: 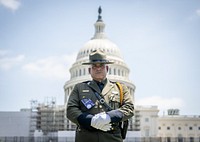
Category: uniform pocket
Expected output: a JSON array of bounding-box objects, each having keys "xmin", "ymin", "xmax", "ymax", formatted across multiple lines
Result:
[{"xmin": 109, "ymin": 92, "xmax": 120, "ymax": 109}]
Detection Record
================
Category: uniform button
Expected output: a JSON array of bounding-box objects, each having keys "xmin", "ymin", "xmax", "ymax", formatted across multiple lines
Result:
[{"xmin": 99, "ymin": 105, "xmax": 102, "ymax": 108}]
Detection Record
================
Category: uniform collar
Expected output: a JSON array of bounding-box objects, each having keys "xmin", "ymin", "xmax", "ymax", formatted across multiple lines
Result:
[
  {"xmin": 88, "ymin": 78, "xmax": 108, "ymax": 94},
  {"xmin": 93, "ymin": 78, "xmax": 107, "ymax": 86}
]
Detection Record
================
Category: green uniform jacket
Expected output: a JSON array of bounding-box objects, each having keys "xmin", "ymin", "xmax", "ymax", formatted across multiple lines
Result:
[{"xmin": 67, "ymin": 79, "xmax": 134, "ymax": 142}]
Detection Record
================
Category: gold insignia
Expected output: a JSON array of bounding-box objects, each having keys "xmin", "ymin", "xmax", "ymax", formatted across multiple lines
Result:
[{"xmin": 112, "ymin": 91, "xmax": 119, "ymax": 95}]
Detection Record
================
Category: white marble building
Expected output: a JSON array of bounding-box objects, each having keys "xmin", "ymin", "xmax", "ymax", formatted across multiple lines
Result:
[
  {"xmin": 0, "ymin": 109, "xmax": 31, "ymax": 141},
  {"xmin": 158, "ymin": 113, "xmax": 200, "ymax": 141}
]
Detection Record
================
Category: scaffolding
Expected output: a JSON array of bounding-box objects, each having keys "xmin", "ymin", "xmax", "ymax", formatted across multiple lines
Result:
[
  {"xmin": 30, "ymin": 97, "xmax": 65, "ymax": 140},
  {"xmin": 30, "ymin": 99, "xmax": 38, "ymax": 141}
]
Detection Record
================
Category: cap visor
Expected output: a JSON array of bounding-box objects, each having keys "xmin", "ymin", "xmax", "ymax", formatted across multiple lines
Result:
[{"xmin": 82, "ymin": 61, "xmax": 114, "ymax": 65}]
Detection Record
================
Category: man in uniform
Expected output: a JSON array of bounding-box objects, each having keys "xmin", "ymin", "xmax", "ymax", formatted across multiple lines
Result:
[{"xmin": 67, "ymin": 49, "xmax": 134, "ymax": 142}]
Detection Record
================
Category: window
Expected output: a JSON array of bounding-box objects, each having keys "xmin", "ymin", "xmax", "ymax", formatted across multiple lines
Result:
[
  {"xmin": 14, "ymin": 136, "xmax": 18, "ymax": 142},
  {"xmin": 190, "ymin": 137, "xmax": 194, "ymax": 142},
  {"xmin": 109, "ymin": 68, "xmax": 111, "ymax": 75},
  {"xmin": 118, "ymin": 69, "xmax": 120, "ymax": 76},
  {"xmin": 114, "ymin": 69, "xmax": 116, "ymax": 75},
  {"xmin": 83, "ymin": 68, "xmax": 86, "ymax": 75},
  {"xmin": 178, "ymin": 127, "xmax": 181, "ymax": 130},
  {"xmin": 178, "ymin": 137, "xmax": 183, "ymax": 142},
  {"xmin": 158, "ymin": 126, "xmax": 161, "ymax": 130},
  {"xmin": 145, "ymin": 118, "xmax": 149, "ymax": 122},
  {"xmin": 167, "ymin": 137, "xmax": 171, "ymax": 142},
  {"xmin": 79, "ymin": 69, "xmax": 82, "ymax": 76},
  {"xmin": 189, "ymin": 126, "xmax": 193, "ymax": 130},
  {"xmin": 167, "ymin": 127, "xmax": 170, "ymax": 130}
]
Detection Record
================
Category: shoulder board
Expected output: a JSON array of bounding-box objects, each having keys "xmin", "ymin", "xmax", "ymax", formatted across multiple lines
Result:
[
  {"xmin": 116, "ymin": 82, "xmax": 124, "ymax": 85},
  {"xmin": 82, "ymin": 80, "xmax": 91, "ymax": 84},
  {"xmin": 110, "ymin": 80, "xmax": 116, "ymax": 84},
  {"xmin": 110, "ymin": 80, "xmax": 124, "ymax": 85}
]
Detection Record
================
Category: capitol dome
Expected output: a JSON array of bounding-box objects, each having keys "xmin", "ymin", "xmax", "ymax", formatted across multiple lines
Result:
[
  {"xmin": 64, "ymin": 7, "xmax": 135, "ymax": 104},
  {"xmin": 77, "ymin": 38, "xmax": 122, "ymax": 62}
]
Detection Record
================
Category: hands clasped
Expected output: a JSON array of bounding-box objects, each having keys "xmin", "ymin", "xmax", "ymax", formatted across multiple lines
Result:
[{"xmin": 91, "ymin": 112, "xmax": 111, "ymax": 131}]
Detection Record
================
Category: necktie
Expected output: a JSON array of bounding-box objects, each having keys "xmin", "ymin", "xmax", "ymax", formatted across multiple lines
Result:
[{"xmin": 97, "ymin": 82, "xmax": 104, "ymax": 91}]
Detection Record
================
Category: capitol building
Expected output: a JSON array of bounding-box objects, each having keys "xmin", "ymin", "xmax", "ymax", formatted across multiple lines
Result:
[{"xmin": 0, "ymin": 7, "xmax": 200, "ymax": 142}]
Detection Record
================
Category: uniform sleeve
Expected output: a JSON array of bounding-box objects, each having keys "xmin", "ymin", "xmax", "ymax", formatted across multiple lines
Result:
[
  {"xmin": 66, "ymin": 84, "xmax": 93, "ymax": 128},
  {"xmin": 107, "ymin": 84, "xmax": 134, "ymax": 122}
]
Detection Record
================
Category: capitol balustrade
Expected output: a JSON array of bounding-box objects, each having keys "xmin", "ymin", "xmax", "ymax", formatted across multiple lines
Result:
[{"xmin": 0, "ymin": 137, "xmax": 200, "ymax": 142}]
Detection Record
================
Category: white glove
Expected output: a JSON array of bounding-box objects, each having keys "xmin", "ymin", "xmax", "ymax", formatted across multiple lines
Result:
[
  {"xmin": 91, "ymin": 112, "xmax": 111, "ymax": 130},
  {"xmin": 99, "ymin": 123, "xmax": 112, "ymax": 131}
]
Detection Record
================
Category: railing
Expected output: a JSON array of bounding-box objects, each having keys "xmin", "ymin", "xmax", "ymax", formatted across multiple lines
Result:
[{"xmin": 0, "ymin": 137, "xmax": 199, "ymax": 142}]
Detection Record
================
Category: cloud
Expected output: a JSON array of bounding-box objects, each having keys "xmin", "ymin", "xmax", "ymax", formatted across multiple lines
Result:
[
  {"xmin": 22, "ymin": 53, "xmax": 77, "ymax": 80},
  {"xmin": 0, "ymin": 0, "xmax": 21, "ymax": 11},
  {"xmin": 196, "ymin": 9, "xmax": 200, "ymax": 17},
  {"xmin": 0, "ymin": 50, "xmax": 25, "ymax": 70},
  {"xmin": 0, "ymin": 50, "xmax": 9, "ymax": 56},
  {"xmin": 136, "ymin": 96, "xmax": 184, "ymax": 114}
]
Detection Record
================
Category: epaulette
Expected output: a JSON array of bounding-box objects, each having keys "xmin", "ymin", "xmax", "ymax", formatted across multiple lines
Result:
[
  {"xmin": 82, "ymin": 80, "xmax": 91, "ymax": 85},
  {"xmin": 110, "ymin": 80, "xmax": 116, "ymax": 84},
  {"xmin": 110, "ymin": 81, "xmax": 115, "ymax": 83},
  {"xmin": 110, "ymin": 80, "xmax": 124, "ymax": 85}
]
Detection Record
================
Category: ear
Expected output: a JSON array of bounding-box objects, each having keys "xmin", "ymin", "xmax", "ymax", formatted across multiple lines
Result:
[{"xmin": 106, "ymin": 66, "xmax": 109, "ymax": 72}]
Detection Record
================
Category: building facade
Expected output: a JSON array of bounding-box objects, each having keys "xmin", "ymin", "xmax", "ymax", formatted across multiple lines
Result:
[
  {"xmin": 136, "ymin": 106, "xmax": 159, "ymax": 138},
  {"xmin": 158, "ymin": 113, "xmax": 200, "ymax": 142},
  {"xmin": 0, "ymin": 110, "xmax": 31, "ymax": 141}
]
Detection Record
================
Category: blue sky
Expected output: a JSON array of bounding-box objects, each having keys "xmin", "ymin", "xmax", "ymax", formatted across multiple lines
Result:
[{"xmin": 0, "ymin": 0, "xmax": 200, "ymax": 115}]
